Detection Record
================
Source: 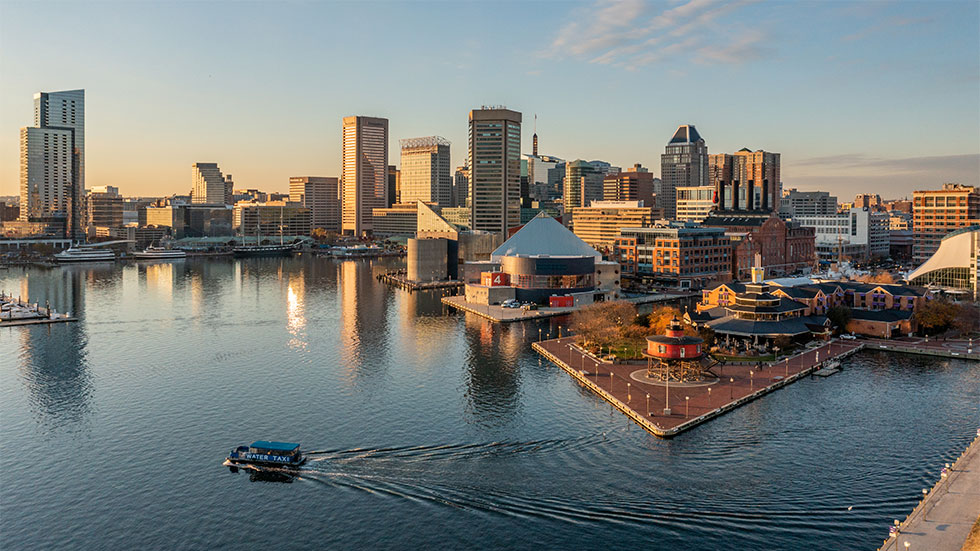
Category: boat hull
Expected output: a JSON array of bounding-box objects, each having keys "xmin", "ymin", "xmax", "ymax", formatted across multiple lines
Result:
[{"xmin": 232, "ymin": 247, "xmax": 295, "ymax": 258}]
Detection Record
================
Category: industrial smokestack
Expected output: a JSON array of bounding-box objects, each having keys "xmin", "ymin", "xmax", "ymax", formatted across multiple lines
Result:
[
  {"xmin": 747, "ymin": 180, "xmax": 755, "ymax": 211},
  {"xmin": 762, "ymin": 179, "xmax": 769, "ymax": 211},
  {"xmin": 732, "ymin": 180, "xmax": 740, "ymax": 211}
]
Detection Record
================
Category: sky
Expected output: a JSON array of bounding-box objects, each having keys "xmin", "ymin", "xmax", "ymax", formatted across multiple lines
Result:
[{"xmin": 1, "ymin": 0, "xmax": 978, "ymax": 200}]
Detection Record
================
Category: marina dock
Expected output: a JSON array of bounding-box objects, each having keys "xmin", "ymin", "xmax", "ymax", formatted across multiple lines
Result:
[
  {"xmin": 378, "ymin": 272, "xmax": 465, "ymax": 292},
  {"xmin": 0, "ymin": 292, "xmax": 77, "ymax": 327},
  {"xmin": 879, "ymin": 433, "xmax": 980, "ymax": 551},
  {"xmin": 442, "ymin": 292, "xmax": 693, "ymax": 323},
  {"xmin": 534, "ymin": 338, "xmax": 864, "ymax": 438}
]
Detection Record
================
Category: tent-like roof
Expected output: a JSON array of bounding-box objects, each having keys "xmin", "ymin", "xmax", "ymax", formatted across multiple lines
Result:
[
  {"xmin": 668, "ymin": 125, "xmax": 702, "ymax": 145},
  {"xmin": 490, "ymin": 213, "xmax": 600, "ymax": 262}
]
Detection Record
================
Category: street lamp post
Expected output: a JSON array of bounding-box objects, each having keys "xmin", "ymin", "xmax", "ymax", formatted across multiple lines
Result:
[
  {"xmin": 685, "ymin": 396, "xmax": 690, "ymax": 418},
  {"xmin": 646, "ymin": 393, "xmax": 650, "ymax": 416},
  {"xmin": 730, "ymin": 377, "xmax": 734, "ymax": 400},
  {"xmin": 707, "ymin": 387, "xmax": 712, "ymax": 407},
  {"xmin": 750, "ymin": 370, "xmax": 754, "ymax": 391},
  {"xmin": 627, "ymin": 382, "xmax": 631, "ymax": 403},
  {"xmin": 785, "ymin": 357, "xmax": 789, "ymax": 378},
  {"xmin": 539, "ymin": 328, "xmax": 542, "ymax": 342},
  {"xmin": 664, "ymin": 377, "xmax": 671, "ymax": 416}
]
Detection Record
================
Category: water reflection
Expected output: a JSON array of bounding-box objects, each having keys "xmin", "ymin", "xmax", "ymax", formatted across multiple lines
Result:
[
  {"xmin": 14, "ymin": 268, "xmax": 91, "ymax": 431},
  {"xmin": 462, "ymin": 313, "xmax": 524, "ymax": 427},
  {"xmin": 286, "ymin": 271, "xmax": 307, "ymax": 350},
  {"xmin": 338, "ymin": 260, "xmax": 392, "ymax": 383}
]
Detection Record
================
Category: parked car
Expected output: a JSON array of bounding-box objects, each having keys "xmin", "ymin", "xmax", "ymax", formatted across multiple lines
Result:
[{"xmin": 840, "ymin": 333, "xmax": 857, "ymax": 340}]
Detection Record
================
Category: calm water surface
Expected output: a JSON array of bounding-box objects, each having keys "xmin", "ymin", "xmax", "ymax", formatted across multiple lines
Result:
[{"xmin": 1, "ymin": 258, "xmax": 977, "ymax": 550}]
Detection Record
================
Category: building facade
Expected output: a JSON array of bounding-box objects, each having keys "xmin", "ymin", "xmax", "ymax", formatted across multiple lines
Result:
[
  {"xmin": 342, "ymin": 115, "xmax": 389, "ymax": 235},
  {"xmin": 19, "ymin": 89, "xmax": 85, "ymax": 240},
  {"xmin": 912, "ymin": 184, "xmax": 980, "ymax": 263},
  {"xmin": 191, "ymin": 163, "xmax": 232, "ymax": 205},
  {"xmin": 616, "ymin": 222, "xmax": 732, "ymax": 289},
  {"xmin": 675, "ymin": 185, "xmax": 715, "ymax": 223},
  {"xmin": 86, "ymin": 185, "xmax": 123, "ymax": 229},
  {"xmin": 570, "ymin": 201, "xmax": 660, "ymax": 253},
  {"xmin": 907, "ymin": 225, "xmax": 979, "ymax": 299},
  {"xmin": 709, "ymin": 149, "xmax": 780, "ymax": 214},
  {"xmin": 468, "ymin": 108, "xmax": 521, "ymax": 236},
  {"xmin": 289, "ymin": 176, "xmax": 340, "ymax": 232},
  {"xmin": 661, "ymin": 125, "xmax": 708, "ymax": 220},
  {"xmin": 602, "ymin": 163, "xmax": 654, "ymax": 206},
  {"xmin": 795, "ymin": 207, "xmax": 890, "ymax": 261},
  {"xmin": 702, "ymin": 212, "xmax": 815, "ymax": 279},
  {"xmin": 234, "ymin": 202, "xmax": 311, "ymax": 238},
  {"xmin": 779, "ymin": 189, "xmax": 838, "ymax": 219},
  {"xmin": 399, "ymin": 136, "xmax": 452, "ymax": 207},
  {"xmin": 563, "ymin": 160, "xmax": 605, "ymax": 224}
]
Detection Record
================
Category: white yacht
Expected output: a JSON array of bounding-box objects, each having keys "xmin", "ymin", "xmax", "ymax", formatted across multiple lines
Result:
[
  {"xmin": 132, "ymin": 246, "xmax": 187, "ymax": 260},
  {"xmin": 54, "ymin": 247, "xmax": 116, "ymax": 263}
]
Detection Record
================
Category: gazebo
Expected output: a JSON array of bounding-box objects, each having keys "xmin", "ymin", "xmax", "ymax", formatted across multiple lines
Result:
[{"xmin": 642, "ymin": 317, "xmax": 706, "ymax": 382}]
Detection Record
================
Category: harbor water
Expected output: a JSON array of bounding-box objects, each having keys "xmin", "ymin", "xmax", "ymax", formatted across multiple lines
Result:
[{"xmin": 1, "ymin": 258, "xmax": 977, "ymax": 550}]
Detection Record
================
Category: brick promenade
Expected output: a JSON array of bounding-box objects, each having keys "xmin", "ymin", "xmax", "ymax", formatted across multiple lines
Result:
[
  {"xmin": 534, "ymin": 338, "xmax": 864, "ymax": 437},
  {"xmin": 879, "ymin": 434, "xmax": 980, "ymax": 551}
]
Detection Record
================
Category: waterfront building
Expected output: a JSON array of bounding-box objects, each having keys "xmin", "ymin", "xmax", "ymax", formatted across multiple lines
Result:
[
  {"xmin": 570, "ymin": 200, "xmax": 661, "ymax": 253},
  {"xmin": 289, "ymin": 176, "xmax": 340, "ymax": 232},
  {"xmin": 372, "ymin": 202, "xmax": 438, "ymax": 237},
  {"xmin": 675, "ymin": 185, "xmax": 715, "ymax": 223},
  {"xmin": 342, "ymin": 115, "xmax": 389, "ymax": 235},
  {"xmin": 795, "ymin": 207, "xmax": 890, "ymax": 262},
  {"xmin": 907, "ymin": 225, "xmax": 979, "ymax": 300},
  {"xmin": 86, "ymin": 186, "xmax": 123, "ymax": 229},
  {"xmin": 191, "ymin": 163, "xmax": 232, "ymax": 205},
  {"xmin": 661, "ymin": 125, "xmax": 708, "ymax": 220},
  {"xmin": 145, "ymin": 203, "xmax": 233, "ymax": 239},
  {"xmin": 400, "ymin": 136, "xmax": 452, "ymax": 207},
  {"xmin": 912, "ymin": 184, "xmax": 979, "ymax": 263},
  {"xmin": 234, "ymin": 202, "xmax": 311, "ymax": 238},
  {"xmin": 18, "ymin": 89, "xmax": 85, "ymax": 240},
  {"xmin": 779, "ymin": 189, "xmax": 838, "ymax": 219},
  {"xmin": 643, "ymin": 317, "xmax": 707, "ymax": 383},
  {"xmin": 468, "ymin": 107, "xmax": 521, "ymax": 237},
  {"xmin": 701, "ymin": 211, "xmax": 815, "ymax": 279},
  {"xmin": 615, "ymin": 222, "xmax": 731, "ymax": 289},
  {"xmin": 603, "ymin": 164, "xmax": 654, "ymax": 206},
  {"xmin": 462, "ymin": 213, "xmax": 619, "ymax": 305}
]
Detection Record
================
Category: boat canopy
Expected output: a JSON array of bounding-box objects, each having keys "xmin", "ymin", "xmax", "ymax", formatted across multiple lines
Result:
[{"xmin": 251, "ymin": 441, "xmax": 300, "ymax": 452}]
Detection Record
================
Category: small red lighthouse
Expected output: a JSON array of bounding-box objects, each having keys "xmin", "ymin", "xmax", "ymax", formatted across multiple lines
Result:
[{"xmin": 643, "ymin": 317, "xmax": 706, "ymax": 382}]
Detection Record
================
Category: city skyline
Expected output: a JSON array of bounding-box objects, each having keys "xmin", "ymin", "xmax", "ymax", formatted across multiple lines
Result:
[{"xmin": 1, "ymin": 1, "xmax": 978, "ymax": 199}]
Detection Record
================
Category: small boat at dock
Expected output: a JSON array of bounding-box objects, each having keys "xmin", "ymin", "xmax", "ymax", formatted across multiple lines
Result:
[
  {"xmin": 54, "ymin": 247, "xmax": 116, "ymax": 263},
  {"xmin": 227, "ymin": 441, "xmax": 305, "ymax": 467},
  {"xmin": 132, "ymin": 246, "xmax": 187, "ymax": 260}
]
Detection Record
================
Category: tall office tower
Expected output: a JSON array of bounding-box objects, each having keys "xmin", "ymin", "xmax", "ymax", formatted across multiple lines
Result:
[
  {"xmin": 342, "ymin": 116, "xmax": 389, "ymax": 235},
  {"xmin": 191, "ymin": 163, "xmax": 231, "ymax": 205},
  {"xmin": 452, "ymin": 164, "xmax": 469, "ymax": 207},
  {"xmin": 912, "ymin": 183, "xmax": 980, "ymax": 263},
  {"xmin": 603, "ymin": 163, "xmax": 654, "ymax": 206},
  {"xmin": 20, "ymin": 89, "xmax": 85, "ymax": 239},
  {"xmin": 468, "ymin": 107, "xmax": 521, "ymax": 235},
  {"xmin": 399, "ymin": 136, "xmax": 451, "ymax": 207},
  {"xmin": 661, "ymin": 125, "xmax": 707, "ymax": 220},
  {"xmin": 563, "ymin": 160, "xmax": 604, "ymax": 219},
  {"xmin": 387, "ymin": 165, "xmax": 400, "ymax": 207},
  {"xmin": 289, "ymin": 176, "xmax": 341, "ymax": 232}
]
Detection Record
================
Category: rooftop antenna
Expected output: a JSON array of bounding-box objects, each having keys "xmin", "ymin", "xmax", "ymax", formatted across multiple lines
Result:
[{"xmin": 532, "ymin": 114, "xmax": 538, "ymax": 157}]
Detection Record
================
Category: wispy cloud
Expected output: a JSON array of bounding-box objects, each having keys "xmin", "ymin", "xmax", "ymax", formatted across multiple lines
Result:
[
  {"xmin": 841, "ymin": 15, "xmax": 932, "ymax": 42},
  {"xmin": 544, "ymin": 0, "xmax": 767, "ymax": 69},
  {"xmin": 794, "ymin": 153, "xmax": 979, "ymax": 174},
  {"xmin": 788, "ymin": 154, "xmax": 979, "ymax": 198}
]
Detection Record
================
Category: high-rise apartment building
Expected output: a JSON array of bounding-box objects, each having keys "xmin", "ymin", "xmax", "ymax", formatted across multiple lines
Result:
[
  {"xmin": 468, "ymin": 107, "xmax": 521, "ymax": 236},
  {"xmin": 779, "ymin": 189, "xmax": 838, "ymax": 218},
  {"xmin": 709, "ymin": 149, "xmax": 781, "ymax": 213},
  {"xmin": 603, "ymin": 163, "xmax": 654, "ymax": 206},
  {"xmin": 912, "ymin": 183, "xmax": 980, "ymax": 263},
  {"xmin": 399, "ymin": 136, "xmax": 451, "ymax": 207},
  {"xmin": 676, "ymin": 185, "xmax": 715, "ymax": 222},
  {"xmin": 342, "ymin": 116, "xmax": 389, "ymax": 235},
  {"xmin": 661, "ymin": 125, "xmax": 707, "ymax": 220},
  {"xmin": 19, "ymin": 89, "xmax": 85, "ymax": 240},
  {"xmin": 289, "ymin": 176, "xmax": 340, "ymax": 232},
  {"xmin": 191, "ymin": 163, "xmax": 232, "ymax": 205}
]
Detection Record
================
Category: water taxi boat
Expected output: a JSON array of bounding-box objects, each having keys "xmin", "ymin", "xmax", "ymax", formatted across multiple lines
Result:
[{"xmin": 227, "ymin": 441, "xmax": 305, "ymax": 467}]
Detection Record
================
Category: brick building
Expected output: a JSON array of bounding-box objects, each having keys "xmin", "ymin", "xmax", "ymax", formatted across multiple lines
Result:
[{"xmin": 701, "ymin": 212, "xmax": 815, "ymax": 279}]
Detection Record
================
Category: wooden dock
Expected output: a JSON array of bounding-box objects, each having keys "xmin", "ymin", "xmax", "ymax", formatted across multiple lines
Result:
[{"xmin": 378, "ymin": 272, "xmax": 464, "ymax": 292}]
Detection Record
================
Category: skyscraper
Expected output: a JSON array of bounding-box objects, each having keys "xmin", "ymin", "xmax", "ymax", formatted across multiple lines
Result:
[
  {"xmin": 603, "ymin": 163, "xmax": 654, "ymax": 206},
  {"xmin": 20, "ymin": 89, "xmax": 85, "ymax": 239},
  {"xmin": 342, "ymin": 116, "xmax": 389, "ymax": 235},
  {"xmin": 563, "ymin": 160, "xmax": 605, "ymax": 227},
  {"xmin": 468, "ymin": 107, "xmax": 521, "ymax": 235},
  {"xmin": 289, "ymin": 176, "xmax": 340, "ymax": 232},
  {"xmin": 399, "ymin": 136, "xmax": 451, "ymax": 206},
  {"xmin": 661, "ymin": 125, "xmax": 707, "ymax": 220},
  {"xmin": 709, "ymin": 149, "xmax": 780, "ymax": 213},
  {"xmin": 191, "ymin": 163, "xmax": 232, "ymax": 205}
]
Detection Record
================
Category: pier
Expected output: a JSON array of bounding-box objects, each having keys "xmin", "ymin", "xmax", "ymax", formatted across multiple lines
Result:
[
  {"xmin": 442, "ymin": 292, "xmax": 694, "ymax": 323},
  {"xmin": 0, "ymin": 291, "xmax": 77, "ymax": 327},
  {"xmin": 533, "ymin": 337, "xmax": 864, "ymax": 438},
  {"xmin": 377, "ymin": 271, "xmax": 465, "ymax": 292},
  {"xmin": 879, "ymin": 433, "xmax": 980, "ymax": 551}
]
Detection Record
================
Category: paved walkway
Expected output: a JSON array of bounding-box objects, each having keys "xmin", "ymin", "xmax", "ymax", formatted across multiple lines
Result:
[
  {"xmin": 535, "ymin": 338, "xmax": 862, "ymax": 436},
  {"xmin": 881, "ymin": 435, "xmax": 980, "ymax": 551}
]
